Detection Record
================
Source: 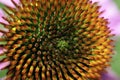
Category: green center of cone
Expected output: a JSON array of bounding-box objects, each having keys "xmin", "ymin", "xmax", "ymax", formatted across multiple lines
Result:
[{"xmin": 57, "ymin": 40, "xmax": 69, "ymax": 50}]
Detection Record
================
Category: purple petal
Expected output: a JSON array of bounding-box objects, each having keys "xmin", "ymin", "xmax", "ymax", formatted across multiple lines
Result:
[
  {"xmin": 0, "ymin": 77, "xmax": 6, "ymax": 80},
  {"xmin": 0, "ymin": 9, "xmax": 8, "ymax": 24},
  {"xmin": 0, "ymin": 61, "xmax": 10, "ymax": 70},
  {"xmin": 101, "ymin": 68, "xmax": 120, "ymax": 80}
]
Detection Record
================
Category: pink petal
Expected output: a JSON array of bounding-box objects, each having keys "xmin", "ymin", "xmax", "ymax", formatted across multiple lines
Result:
[
  {"xmin": 0, "ymin": 48, "xmax": 4, "ymax": 55},
  {"xmin": 0, "ymin": 9, "xmax": 4, "ymax": 17},
  {"xmin": 0, "ymin": 9, "xmax": 8, "ymax": 24},
  {"xmin": 0, "ymin": 47, "xmax": 6, "ymax": 55},
  {"xmin": 0, "ymin": 0, "xmax": 20, "ymax": 8},
  {"xmin": 0, "ymin": 32, "xmax": 4, "ymax": 36},
  {"xmin": 92, "ymin": 0, "xmax": 120, "ymax": 35},
  {"xmin": 0, "ymin": 9, "xmax": 9, "ymax": 32},
  {"xmin": 0, "ymin": 61, "xmax": 10, "ymax": 70}
]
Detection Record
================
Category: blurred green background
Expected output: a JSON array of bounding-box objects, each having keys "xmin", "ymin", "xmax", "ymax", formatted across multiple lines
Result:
[
  {"xmin": 0, "ymin": 0, "xmax": 120, "ymax": 78},
  {"xmin": 115, "ymin": 0, "xmax": 120, "ymax": 9}
]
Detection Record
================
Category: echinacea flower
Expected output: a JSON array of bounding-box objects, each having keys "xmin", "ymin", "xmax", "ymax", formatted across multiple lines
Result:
[{"xmin": 0, "ymin": 0, "xmax": 114, "ymax": 80}]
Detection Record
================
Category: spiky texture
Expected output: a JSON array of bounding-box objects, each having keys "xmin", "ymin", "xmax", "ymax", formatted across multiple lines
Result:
[{"xmin": 0, "ymin": 0, "xmax": 114, "ymax": 80}]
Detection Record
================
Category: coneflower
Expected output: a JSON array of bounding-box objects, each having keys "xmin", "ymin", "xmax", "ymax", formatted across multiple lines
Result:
[{"xmin": 0, "ymin": 0, "xmax": 114, "ymax": 80}]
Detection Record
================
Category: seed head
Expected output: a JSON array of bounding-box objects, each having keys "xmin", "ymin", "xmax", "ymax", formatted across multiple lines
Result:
[{"xmin": 0, "ymin": 0, "xmax": 114, "ymax": 80}]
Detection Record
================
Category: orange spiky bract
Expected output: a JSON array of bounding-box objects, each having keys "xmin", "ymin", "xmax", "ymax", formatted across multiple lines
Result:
[{"xmin": 0, "ymin": 0, "xmax": 114, "ymax": 80}]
